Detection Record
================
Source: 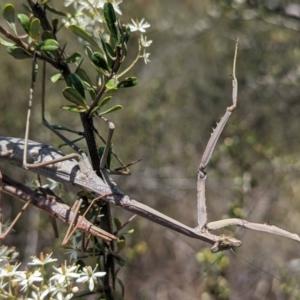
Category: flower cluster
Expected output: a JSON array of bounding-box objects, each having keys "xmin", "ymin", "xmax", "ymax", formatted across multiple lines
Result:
[
  {"xmin": 63, "ymin": 0, "xmax": 152, "ymax": 65},
  {"xmin": 0, "ymin": 246, "xmax": 106, "ymax": 300},
  {"xmin": 129, "ymin": 19, "xmax": 152, "ymax": 64},
  {"xmin": 63, "ymin": 0, "xmax": 122, "ymax": 37}
]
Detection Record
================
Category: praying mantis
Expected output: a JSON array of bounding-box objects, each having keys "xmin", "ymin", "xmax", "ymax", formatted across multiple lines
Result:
[{"xmin": 0, "ymin": 39, "xmax": 300, "ymax": 253}]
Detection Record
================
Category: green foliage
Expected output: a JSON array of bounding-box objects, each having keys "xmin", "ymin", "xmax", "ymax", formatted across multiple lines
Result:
[
  {"xmin": 2, "ymin": 4, "xmax": 16, "ymax": 34},
  {"xmin": 103, "ymin": 2, "xmax": 119, "ymax": 45},
  {"xmin": 35, "ymin": 39, "xmax": 59, "ymax": 51},
  {"xmin": 29, "ymin": 18, "xmax": 40, "ymax": 41},
  {"xmin": 0, "ymin": 0, "xmax": 150, "ymax": 121},
  {"xmin": 17, "ymin": 13, "xmax": 29, "ymax": 34},
  {"xmin": 68, "ymin": 24, "xmax": 99, "ymax": 47},
  {"xmin": 7, "ymin": 46, "xmax": 31, "ymax": 59},
  {"xmin": 117, "ymin": 76, "xmax": 138, "ymax": 88}
]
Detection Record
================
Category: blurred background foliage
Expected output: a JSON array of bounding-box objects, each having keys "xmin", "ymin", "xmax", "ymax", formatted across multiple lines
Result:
[{"xmin": 1, "ymin": 0, "xmax": 300, "ymax": 299}]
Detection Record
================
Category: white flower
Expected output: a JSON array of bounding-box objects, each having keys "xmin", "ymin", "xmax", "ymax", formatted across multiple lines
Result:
[
  {"xmin": 55, "ymin": 292, "xmax": 74, "ymax": 300},
  {"xmin": 111, "ymin": 0, "xmax": 123, "ymax": 15},
  {"xmin": 64, "ymin": 0, "xmax": 77, "ymax": 8},
  {"xmin": 27, "ymin": 290, "xmax": 49, "ymax": 300},
  {"xmin": 0, "ymin": 262, "xmax": 23, "ymax": 278},
  {"xmin": 14, "ymin": 269, "xmax": 43, "ymax": 292},
  {"xmin": 76, "ymin": 265, "xmax": 106, "ymax": 291},
  {"xmin": 64, "ymin": 0, "xmax": 122, "ymax": 15},
  {"xmin": 28, "ymin": 252, "xmax": 58, "ymax": 266},
  {"xmin": 140, "ymin": 34, "xmax": 152, "ymax": 48},
  {"xmin": 142, "ymin": 49, "xmax": 151, "ymax": 64},
  {"xmin": 129, "ymin": 18, "xmax": 150, "ymax": 33},
  {"xmin": 48, "ymin": 281, "xmax": 68, "ymax": 296},
  {"xmin": 50, "ymin": 262, "xmax": 80, "ymax": 284}
]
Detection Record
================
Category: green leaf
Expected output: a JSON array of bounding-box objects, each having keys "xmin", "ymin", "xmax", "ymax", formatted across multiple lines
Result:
[
  {"xmin": 99, "ymin": 105, "xmax": 123, "ymax": 116},
  {"xmin": 99, "ymin": 96, "xmax": 112, "ymax": 107},
  {"xmin": 62, "ymin": 87, "xmax": 87, "ymax": 106},
  {"xmin": 66, "ymin": 73, "xmax": 85, "ymax": 99},
  {"xmin": 105, "ymin": 79, "xmax": 118, "ymax": 93},
  {"xmin": 45, "ymin": 4, "xmax": 67, "ymax": 17},
  {"xmin": 114, "ymin": 218, "xmax": 122, "ymax": 231},
  {"xmin": 65, "ymin": 52, "xmax": 81, "ymax": 63},
  {"xmin": 61, "ymin": 105, "xmax": 87, "ymax": 113},
  {"xmin": 105, "ymin": 42, "xmax": 115, "ymax": 59},
  {"xmin": 36, "ymin": 39, "xmax": 59, "ymax": 51},
  {"xmin": 91, "ymin": 52, "xmax": 110, "ymax": 72},
  {"xmin": 50, "ymin": 72, "xmax": 62, "ymax": 83},
  {"xmin": 17, "ymin": 14, "xmax": 30, "ymax": 34},
  {"xmin": 52, "ymin": 18, "xmax": 59, "ymax": 34},
  {"xmin": 89, "ymin": 89, "xmax": 96, "ymax": 100},
  {"xmin": 113, "ymin": 253, "xmax": 126, "ymax": 267},
  {"xmin": 117, "ymin": 77, "xmax": 138, "ymax": 88},
  {"xmin": 117, "ymin": 236, "xmax": 125, "ymax": 252},
  {"xmin": 84, "ymin": 45, "xmax": 93, "ymax": 60},
  {"xmin": 7, "ymin": 46, "xmax": 31, "ymax": 59},
  {"xmin": 76, "ymin": 68, "xmax": 92, "ymax": 86},
  {"xmin": 41, "ymin": 31, "xmax": 55, "ymax": 41},
  {"xmin": 98, "ymin": 32, "xmax": 114, "ymax": 66},
  {"xmin": 0, "ymin": 37, "xmax": 14, "ymax": 47},
  {"xmin": 103, "ymin": 2, "xmax": 119, "ymax": 45},
  {"xmin": 68, "ymin": 25, "xmax": 98, "ymax": 47},
  {"xmin": 21, "ymin": 4, "xmax": 32, "ymax": 13},
  {"xmin": 29, "ymin": 18, "xmax": 40, "ymax": 41},
  {"xmin": 89, "ymin": 105, "xmax": 100, "ymax": 116},
  {"xmin": 3, "ymin": 4, "xmax": 17, "ymax": 34}
]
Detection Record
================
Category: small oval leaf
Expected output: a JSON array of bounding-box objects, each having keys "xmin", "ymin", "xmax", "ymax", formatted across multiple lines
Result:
[
  {"xmin": 68, "ymin": 25, "xmax": 99, "ymax": 47},
  {"xmin": 89, "ymin": 88, "xmax": 96, "ymax": 100},
  {"xmin": 41, "ymin": 31, "xmax": 55, "ymax": 41},
  {"xmin": 114, "ymin": 218, "xmax": 122, "ymax": 231},
  {"xmin": 105, "ymin": 79, "xmax": 118, "ymax": 93},
  {"xmin": 7, "ymin": 46, "xmax": 31, "ymax": 59},
  {"xmin": 117, "ymin": 236, "xmax": 125, "ymax": 252},
  {"xmin": 50, "ymin": 72, "xmax": 62, "ymax": 83},
  {"xmin": 36, "ymin": 39, "xmax": 59, "ymax": 51},
  {"xmin": 117, "ymin": 77, "xmax": 138, "ymax": 88},
  {"xmin": 29, "ymin": 18, "xmax": 40, "ymax": 41},
  {"xmin": 62, "ymin": 87, "xmax": 87, "ymax": 106},
  {"xmin": 61, "ymin": 105, "xmax": 87, "ymax": 113},
  {"xmin": 99, "ymin": 96, "xmax": 112, "ymax": 107},
  {"xmin": 103, "ymin": 2, "xmax": 119, "ymax": 44},
  {"xmin": 0, "ymin": 37, "xmax": 14, "ymax": 47},
  {"xmin": 89, "ymin": 105, "xmax": 101, "ymax": 117},
  {"xmin": 45, "ymin": 4, "xmax": 67, "ymax": 17},
  {"xmin": 65, "ymin": 52, "xmax": 81, "ymax": 63},
  {"xmin": 84, "ymin": 45, "xmax": 93, "ymax": 60},
  {"xmin": 76, "ymin": 68, "xmax": 92, "ymax": 86},
  {"xmin": 91, "ymin": 52, "xmax": 110, "ymax": 71},
  {"xmin": 52, "ymin": 18, "xmax": 59, "ymax": 34},
  {"xmin": 3, "ymin": 4, "xmax": 16, "ymax": 34},
  {"xmin": 66, "ymin": 73, "xmax": 85, "ymax": 98},
  {"xmin": 99, "ymin": 105, "xmax": 123, "ymax": 116},
  {"xmin": 17, "ymin": 14, "xmax": 30, "ymax": 34}
]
